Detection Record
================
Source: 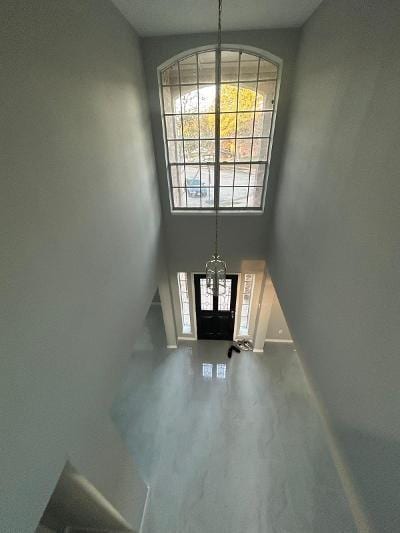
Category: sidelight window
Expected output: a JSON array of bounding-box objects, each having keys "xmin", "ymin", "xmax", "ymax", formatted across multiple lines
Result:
[
  {"xmin": 178, "ymin": 272, "xmax": 192, "ymax": 334},
  {"xmin": 239, "ymin": 273, "xmax": 254, "ymax": 336}
]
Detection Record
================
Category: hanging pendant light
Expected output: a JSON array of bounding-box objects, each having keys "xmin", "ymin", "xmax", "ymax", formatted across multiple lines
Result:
[
  {"xmin": 206, "ymin": 0, "xmax": 227, "ymax": 297},
  {"xmin": 205, "ymin": 218, "xmax": 227, "ymax": 296}
]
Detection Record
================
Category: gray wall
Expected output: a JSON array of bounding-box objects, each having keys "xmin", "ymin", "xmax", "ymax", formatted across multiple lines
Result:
[
  {"xmin": 0, "ymin": 1, "xmax": 161, "ymax": 531},
  {"xmin": 141, "ymin": 29, "xmax": 300, "ymax": 272},
  {"xmin": 269, "ymin": 0, "xmax": 400, "ymax": 530},
  {"xmin": 266, "ymin": 291, "xmax": 292, "ymax": 341}
]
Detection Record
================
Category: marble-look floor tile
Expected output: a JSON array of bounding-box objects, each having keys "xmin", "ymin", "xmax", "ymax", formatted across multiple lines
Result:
[{"xmin": 111, "ymin": 306, "xmax": 356, "ymax": 533}]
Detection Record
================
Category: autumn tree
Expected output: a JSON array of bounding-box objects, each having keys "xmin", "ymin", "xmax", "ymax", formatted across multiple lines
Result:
[{"xmin": 181, "ymin": 84, "xmax": 262, "ymax": 160}]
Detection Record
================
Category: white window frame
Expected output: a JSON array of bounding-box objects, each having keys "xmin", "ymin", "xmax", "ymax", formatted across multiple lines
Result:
[
  {"xmin": 177, "ymin": 272, "xmax": 192, "ymax": 334},
  {"xmin": 158, "ymin": 44, "xmax": 282, "ymax": 215},
  {"xmin": 237, "ymin": 273, "xmax": 255, "ymax": 338}
]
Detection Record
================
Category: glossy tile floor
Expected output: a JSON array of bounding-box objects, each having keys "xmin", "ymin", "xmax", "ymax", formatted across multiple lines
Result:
[{"xmin": 111, "ymin": 306, "xmax": 356, "ymax": 533}]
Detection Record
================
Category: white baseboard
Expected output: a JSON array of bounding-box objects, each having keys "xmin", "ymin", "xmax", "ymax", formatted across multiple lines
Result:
[
  {"xmin": 265, "ymin": 338, "xmax": 293, "ymax": 344},
  {"xmin": 139, "ymin": 485, "xmax": 150, "ymax": 533},
  {"xmin": 253, "ymin": 348, "xmax": 264, "ymax": 353},
  {"xmin": 177, "ymin": 336, "xmax": 197, "ymax": 341},
  {"xmin": 166, "ymin": 345, "xmax": 177, "ymax": 349}
]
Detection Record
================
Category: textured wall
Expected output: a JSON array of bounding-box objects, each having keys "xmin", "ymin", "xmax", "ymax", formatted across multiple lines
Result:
[
  {"xmin": 0, "ymin": 1, "xmax": 161, "ymax": 530},
  {"xmin": 269, "ymin": 0, "xmax": 400, "ymax": 530}
]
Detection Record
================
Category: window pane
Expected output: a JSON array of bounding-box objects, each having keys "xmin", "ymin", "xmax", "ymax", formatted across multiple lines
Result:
[
  {"xmin": 220, "ymin": 164, "xmax": 235, "ymax": 186},
  {"xmin": 161, "ymin": 63, "xmax": 179, "ymax": 85},
  {"xmin": 254, "ymin": 111, "xmax": 272, "ymax": 137},
  {"xmin": 259, "ymin": 59, "xmax": 278, "ymax": 80},
  {"xmin": 201, "ymin": 165, "xmax": 214, "ymax": 187},
  {"xmin": 220, "ymin": 84, "xmax": 238, "ymax": 112},
  {"xmin": 247, "ymin": 187, "xmax": 263, "ymax": 208},
  {"xmin": 219, "ymin": 187, "xmax": 233, "ymax": 207},
  {"xmin": 199, "ymin": 85, "xmax": 215, "ymax": 112},
  {"xmin": 238, "ymin": 82, "xmax": 257, "ymax": 111},
  {"xmin": 168, "ymin": 140, "xmax": 184, "ymax": 163},
  {"xmin": 170, "ymin": 165, "xmax": 185, "ymax": 187},
  {"xmin": 182, "ymin": 114, "xmax": 199, "ymax": 138},
  {"xmin": 218, "ymin": 279, "xmax": 232, "ymax": 311},
  {"xmin": 200, "ymin": 140, "xmax": 215, "ymax": 162},
  {"xmin": 184, "ymin": 140, "xmax": 199, "ymax": 162},
  {"xmin": 256, "ymin": 81, "xmax": 276, "ymax": 110},
  {"xmin": 236, "ymin": 139, "xmax": 252, "ymax": 162},
  {"xmin": 201, "ymin": 187, "xmax": 214, "ymax": 208},
  {"xmin": 233, "ymin": 187, "xmax": 248, "ymax": 207},
  {"xmin": 234, "ymin": 164, "xmax": 250, "ymax": 186},
  {"xmin": 163, "ymin": 85, "xmax": 181, "ymax": 114},
  {"xmin": 249, "ymin": 163, "xmax": 266, "ymax": 186},
  {"xmin": 221, "ymin": 51, "xmax": 239, "ymax": 82},
  {"xmin": 181, "ymin": 86, "xmax": 198, "ymax": 113},
  {"xmin": 200, "ymin": 278, "xmax": 213, "ymax": 310},
  {"xmin": 185, "ymin": 164, "xmax": 200, "ymax": 183},
  {"xmin": 199, "ymin": 114, "xmax": 215, "ymax": 138},
  {"xmin": 173, "ymin": 188, "xmax": 187, "ymax": 207},
  {"xmin": 236, "ymin": 113, "xmax": 254, "ymax": 137},
  {"xmin": 220, "ymin": 114, "xmax": 236, "ymax": 138},
  {"xmin": 220, "ymin": 139, "xmax": 235, "ymax": 162},
  {"xmin": 187, "ymin": 191, "xmax": 201, "ymax": 208},
  {"xmin": 251, "ymin": 138, "xmax": 269, "ymax": 161},
  {"xmin": 198, "ymin": 51, "xmax": 216, "ymax": 83},
  {"xmin": 165, "ymin": 115, "xmax": 182, "ymax": 139},
  {"xmin": 179, "ymin": 55, "xmax": 198, "ymax": 84},
  {"xmin": 239, "ymin": 53, "xmax": 259, "ymax": 81}
]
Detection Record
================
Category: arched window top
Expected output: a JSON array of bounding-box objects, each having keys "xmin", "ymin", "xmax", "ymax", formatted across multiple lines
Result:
[{"xmin": 159, "ymin": 47, "xmax": 280, "ymax": 212}]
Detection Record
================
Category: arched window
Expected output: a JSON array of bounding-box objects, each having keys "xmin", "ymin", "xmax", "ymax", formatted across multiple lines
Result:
[{"xmin": 159, "ymin": 47, "xmax": 280, "ymax": 211}]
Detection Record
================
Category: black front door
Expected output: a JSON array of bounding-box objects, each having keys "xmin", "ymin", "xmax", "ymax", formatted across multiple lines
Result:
[{"xmin": 194, "ymin": 274, "xmax": 238, "ymax": 340}]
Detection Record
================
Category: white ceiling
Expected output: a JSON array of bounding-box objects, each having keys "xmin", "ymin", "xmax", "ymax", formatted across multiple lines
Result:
[{"xmin": 111, "ymin": 0, "xmax": 323, "ymax": 37}]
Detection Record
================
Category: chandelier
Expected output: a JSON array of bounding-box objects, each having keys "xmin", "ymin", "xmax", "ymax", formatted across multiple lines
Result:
[
  {"xmin": 205, "ymin": 213, "xmax": 227, "ymax": 296},
  {"xmin": 205, "ymin": 0, "xmax": 227, "ymax": 297}
]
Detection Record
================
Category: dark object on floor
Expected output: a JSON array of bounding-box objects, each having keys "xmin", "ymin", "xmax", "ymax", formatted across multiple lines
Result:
[
  {"xmin": 227, "ymin": 344, "xmax": 241, "ymax": 358},
  {"xmin": 236, "ymin": 339, "xmax": 253, "ymax": 351}
]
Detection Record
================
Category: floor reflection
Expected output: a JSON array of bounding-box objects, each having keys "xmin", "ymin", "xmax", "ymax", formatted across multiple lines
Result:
[
  {"xmin": 112, "ymin": 306, "xmax": 356, "ymax": 533},
  {"xmin": 216, "ymin": 363, "xmax": 226, "ymax": 379},
  {"xmin": 201, "ymin": 362, "xmax": 227, "ymax": 380},
  {"xmin": 202, "ymin": 362, "xmax": 213, "ymax": 379}
]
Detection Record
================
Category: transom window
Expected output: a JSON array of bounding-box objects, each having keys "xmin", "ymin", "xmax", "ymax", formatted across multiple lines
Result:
[{"xmin": 160, "ymin": 48, "xmax": 279, "ymax": 211}]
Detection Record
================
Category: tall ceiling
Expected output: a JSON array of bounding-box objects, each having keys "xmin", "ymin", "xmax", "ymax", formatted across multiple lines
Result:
[{"xmin": 111, "ymin": 0, "xmax": 324, "ymax": 37}]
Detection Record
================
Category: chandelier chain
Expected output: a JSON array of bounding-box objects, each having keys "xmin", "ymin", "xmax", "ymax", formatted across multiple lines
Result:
[
  {"xmin": 215, "ymin": 0, "xmax": 222, "ymax": 255},
  {"xmin": 218, "ymin": 0, "xmax": 222, "ymax": 51},
  {"xmin": 205, "ymin": 0, "xmax": 227, "ymax": 297}
]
